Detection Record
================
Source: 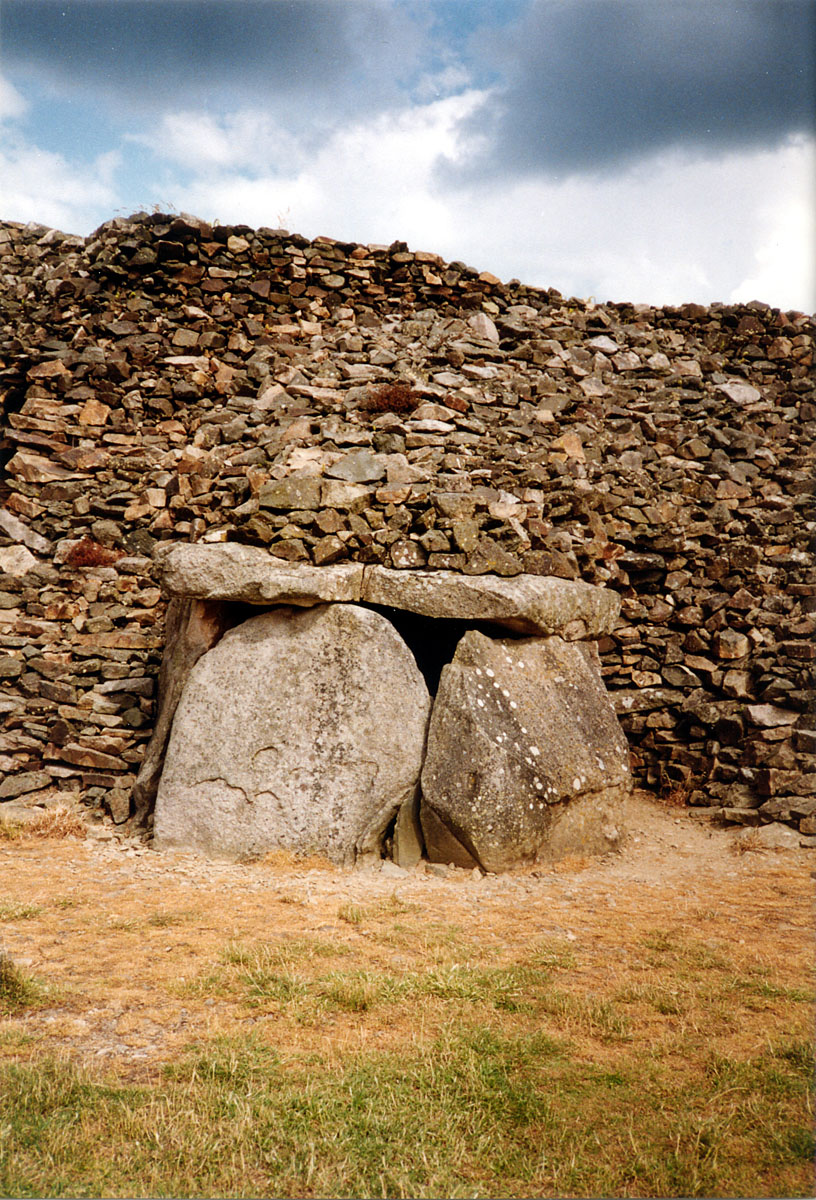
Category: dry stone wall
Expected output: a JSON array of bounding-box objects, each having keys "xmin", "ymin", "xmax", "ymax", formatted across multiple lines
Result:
[{"xmin": 0, "ymin": 212, "xmax": 814, "ymax": 835}]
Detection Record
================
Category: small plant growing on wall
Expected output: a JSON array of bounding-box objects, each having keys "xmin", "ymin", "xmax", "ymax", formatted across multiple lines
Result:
[
  {"xmin": 360, "ymin": 382, "xmax": 421, "ymax": 414},
  {"xmin": 64, "ymin": 538, "xmax": 124, "ymax": 568}
]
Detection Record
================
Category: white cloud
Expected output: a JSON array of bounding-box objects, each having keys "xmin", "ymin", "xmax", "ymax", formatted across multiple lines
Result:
[
  {"xmin": 1, "ymin": 69, "xmax": 811, "ymax": 315},
  {"xmin": 131, "ymin": 110, "xmax": 304, "ymax": 174},
  {"xmin": 0, "ymin": 134, "xmax": 121, "ymax": 233},
  {"xmin": 0, "ymin": 74, "xmax": 121, "ymax": 232},
  {"xmin": 160, "ymin": 91, "xmax": 487, "ymax": 250},
  {"xmin": 729, "ymin": 137, "xmax": 815, "ymax": 312},
  {"xmin": 428, "ymin": 134, "xmax": 816, "ymax": 312},
  {"xmin": 412, "ymin": 63, "xmax": 472, "ymax": 104},
  {"xmin": 0, "ymin": 74, "xmax": 28, "ymax": 122}
]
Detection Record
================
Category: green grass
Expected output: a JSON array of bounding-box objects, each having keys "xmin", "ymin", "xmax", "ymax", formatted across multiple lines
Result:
[
  {"xmin": 181, "ymin": 935, "xmax": 571, "ymax": 1025},
  {"xmin": 222, "ymin": 936, "xmax": 348, "ymax": 967},
  {"xmin": 0, "ymin": 902, "xmax": 44, "ymax": 922},
  {"xmin": 0, "ymin": 1023, "xmax": 34, "ymax": 1048},
  {"xmin": 0, "ymin": 817, "xmax": 24, "ymax": 841},
  {"xmin": 145, "ymin": 910, "xmax": 191, "ymax": 929},
  {"xmin": 337, "ymin": 901, "xmax": 364, "ymax": 925},
  {"xmin": 338, "ymin": 893, "xmax": 421, "ymax": 926},
  {"xmin": 178, "ymin": 928, "xmax": 812, "ymax": 1053},
  {"xmin": 0, "ymin": 1030, "xmax": 812, "ymax": 1198},
  {"xmin": 0, "ymin": 910, "xmax": 811, "ymax": 1197},
  {"xmin": 0, "ymin": 954, "xmax": 47, "ymax": 1017}
]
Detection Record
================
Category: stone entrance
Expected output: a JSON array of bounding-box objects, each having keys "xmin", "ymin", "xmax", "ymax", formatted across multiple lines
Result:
[{"xmin": 144, "ymin": 545, "xmax": 631, "ymax": 870}]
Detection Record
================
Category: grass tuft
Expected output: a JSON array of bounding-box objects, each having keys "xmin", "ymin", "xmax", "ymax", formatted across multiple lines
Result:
[
  {"xmin": 338, "ymin": 901, "xmax": 364, "ymax": 925},
  {"xmin": 731, "ymin": 829, "xmax": 764, "ymax": 854},
  {"xmin": 24, "ymin": 806, "xmax": 86, "ymax": 841},
  {"xmin": 0, "ymin": 818, "xmax": 24, "ymax": 841},
  {"xmin": 145, "ymin": 910, "xmax": 190, "ymax": 928},
  {"xmin": 0, "ymin": 902, "xmax": 44, "ymax": 922},
  {"xmin": 0, "ymin": 953, "xmax": 46, "ymax": 1015}
]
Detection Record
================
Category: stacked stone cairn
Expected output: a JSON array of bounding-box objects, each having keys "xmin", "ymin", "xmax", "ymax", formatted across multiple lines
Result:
[{"xmin": 0, "ymin": 213, "xmax": 813, "ymax": 862}]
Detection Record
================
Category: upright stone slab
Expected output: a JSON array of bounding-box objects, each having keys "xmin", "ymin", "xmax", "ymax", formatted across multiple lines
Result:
[
  {"xmin": 154, "ymin": 604, "xmax": 431, "ymax": 864},
  {"xmin": 420, "ymin": 631, "xmax": 631, "ymax": 872},
  {"xmin": 132, "ymin": 596, "xmax": 232, "ymax": 823}
]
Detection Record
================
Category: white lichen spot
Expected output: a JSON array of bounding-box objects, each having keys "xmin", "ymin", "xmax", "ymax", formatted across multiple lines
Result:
[
  {"xmin": 475, "ymin": 668, "xmax": 483, "ymax": 676},
  {"xmin": 509, "ymin": 701, "xmax": 517, "ymax": 709},
  {"xmin": 573, "ymin": 777, "xmax": 581, "ymax": 790},
  {"xmin": 477, "ymin": 698, "xmax": 485, "ymax": 708},
  {"xmin": 530, "ymin": 746, "xmax": 540, "ymax": 756},
  {"xmin": 529, "ymin": 802, "xmax": 534, "ymax": 810},
  {"xmin": 535, "ymin": 779, "xmax": 543, "ymax": 790},
  {"xmin": 501, "ymin": 688, "xmax": 509, "ymax": 698},
  {"xmin": 485, "ymin": 668, "xmax": 495, "ymax": 678}
]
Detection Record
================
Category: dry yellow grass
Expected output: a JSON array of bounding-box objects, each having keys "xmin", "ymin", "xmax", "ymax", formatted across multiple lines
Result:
[{"xmin": 0, "ymin": 792, "xmax": 812, "ymax": 1196}]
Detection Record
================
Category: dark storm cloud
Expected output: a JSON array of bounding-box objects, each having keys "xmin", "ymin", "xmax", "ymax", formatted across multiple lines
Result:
[
  {"xmin": 455, "ymin": 0, "xmax": 816, "ymax": 177},
  {"xmin": 1, "ymin": 0, "xmax": 424, "ymax": 117}
]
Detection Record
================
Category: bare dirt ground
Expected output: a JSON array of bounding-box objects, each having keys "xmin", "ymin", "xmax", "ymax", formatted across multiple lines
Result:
[{"xmin": 1, "ymin": 791, "xmax": 813, "ymax": 1081}]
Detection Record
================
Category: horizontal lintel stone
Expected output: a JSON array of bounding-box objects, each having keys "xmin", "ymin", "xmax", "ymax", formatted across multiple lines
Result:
[
  {"xmin": 160, "ymin": 543, "xmax": 365, "ymax": 606},
  {"xmin": 159, "ymin": 543, "xmax": 621, "ymax": 637}
]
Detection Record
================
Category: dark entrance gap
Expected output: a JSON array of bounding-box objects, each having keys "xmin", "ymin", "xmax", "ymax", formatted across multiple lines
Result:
[
  {"xmin": 218, "ymin": 601, "xmax": 523, "ymax": 698},
  {"xmin": 366, "ymin": 605, "xmax": 524, "ymax": 696},
  {"xmin": 0, "ymin": 383, "xmax": 28, "ymax": 473}
]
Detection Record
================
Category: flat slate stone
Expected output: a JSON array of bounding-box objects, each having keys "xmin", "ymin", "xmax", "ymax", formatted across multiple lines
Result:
[
  {"xmin": 362, "ymin": 566, "xmax": 620, "ymax": 637},
  {"xmin": 161, "ymin": 543, "xmax": 364, "ymax": 604},
  {"xmin": 158, "ymin": 545, "xmax": 619, "ymax": 637}
]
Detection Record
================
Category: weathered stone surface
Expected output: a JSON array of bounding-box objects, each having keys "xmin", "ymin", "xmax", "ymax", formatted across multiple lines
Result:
[
  {"xmin": 154, "ymin": 604, "xmax": 431, "ymax": 864},
  {"xmin": 161, "ymin": 543, "xmax": 365, "ymax": 604},
  {"xmin": 131, "ymin": 597, "xmax": 232, "ymax": 823},
  {"xmin": 325, "ymin": 449, "xmax": 387, "ymax": 482},
  {"xmin": 0, "ymin": 771, "xmax": 52, "ymax": 801},
  {"xmin": 258, "ymin": 477, "xmax": 322, "ymax": 510},
  {"xmin": 362, "ymin": 567, "xmax": 620, "ymax": 638},
  {"xmin": 0, "ymin": 546, "xmax": 38, "ymax": 576},
  {"xmin": 420, "ymin": 631, "xmax": 630, "ymax": 872},
  {"xmin": 747, "ymin": 705, "xmax": 801, "ymax": 728},
  {"xmin": 158, "ymin": 549, "xmax": 619, "ymax": 638},
  {"xmin": 0, "ymin": 510, "xmax": 52, "ymax": 555},
  {"xmin": 392, "ymin": 794, "xmax": 424, "ymax": 869}
]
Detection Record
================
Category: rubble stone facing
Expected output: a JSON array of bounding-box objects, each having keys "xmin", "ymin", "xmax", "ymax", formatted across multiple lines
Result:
[
  {"xmin": 153, "ymin": 604, "xmax": 431, "ymax": 864},
  {"xmin": 0, "ymin": 212, "xmax": 813, "ymax": 834},
  {"xmin": 420, "ymin": 631, "xmax": 630, "ymax": 871}
]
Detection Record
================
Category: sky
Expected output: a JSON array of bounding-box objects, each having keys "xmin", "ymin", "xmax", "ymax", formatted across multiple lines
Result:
[{"xmin": 0, "ymin": 0, "xmax": 814, "ymax": 311}]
